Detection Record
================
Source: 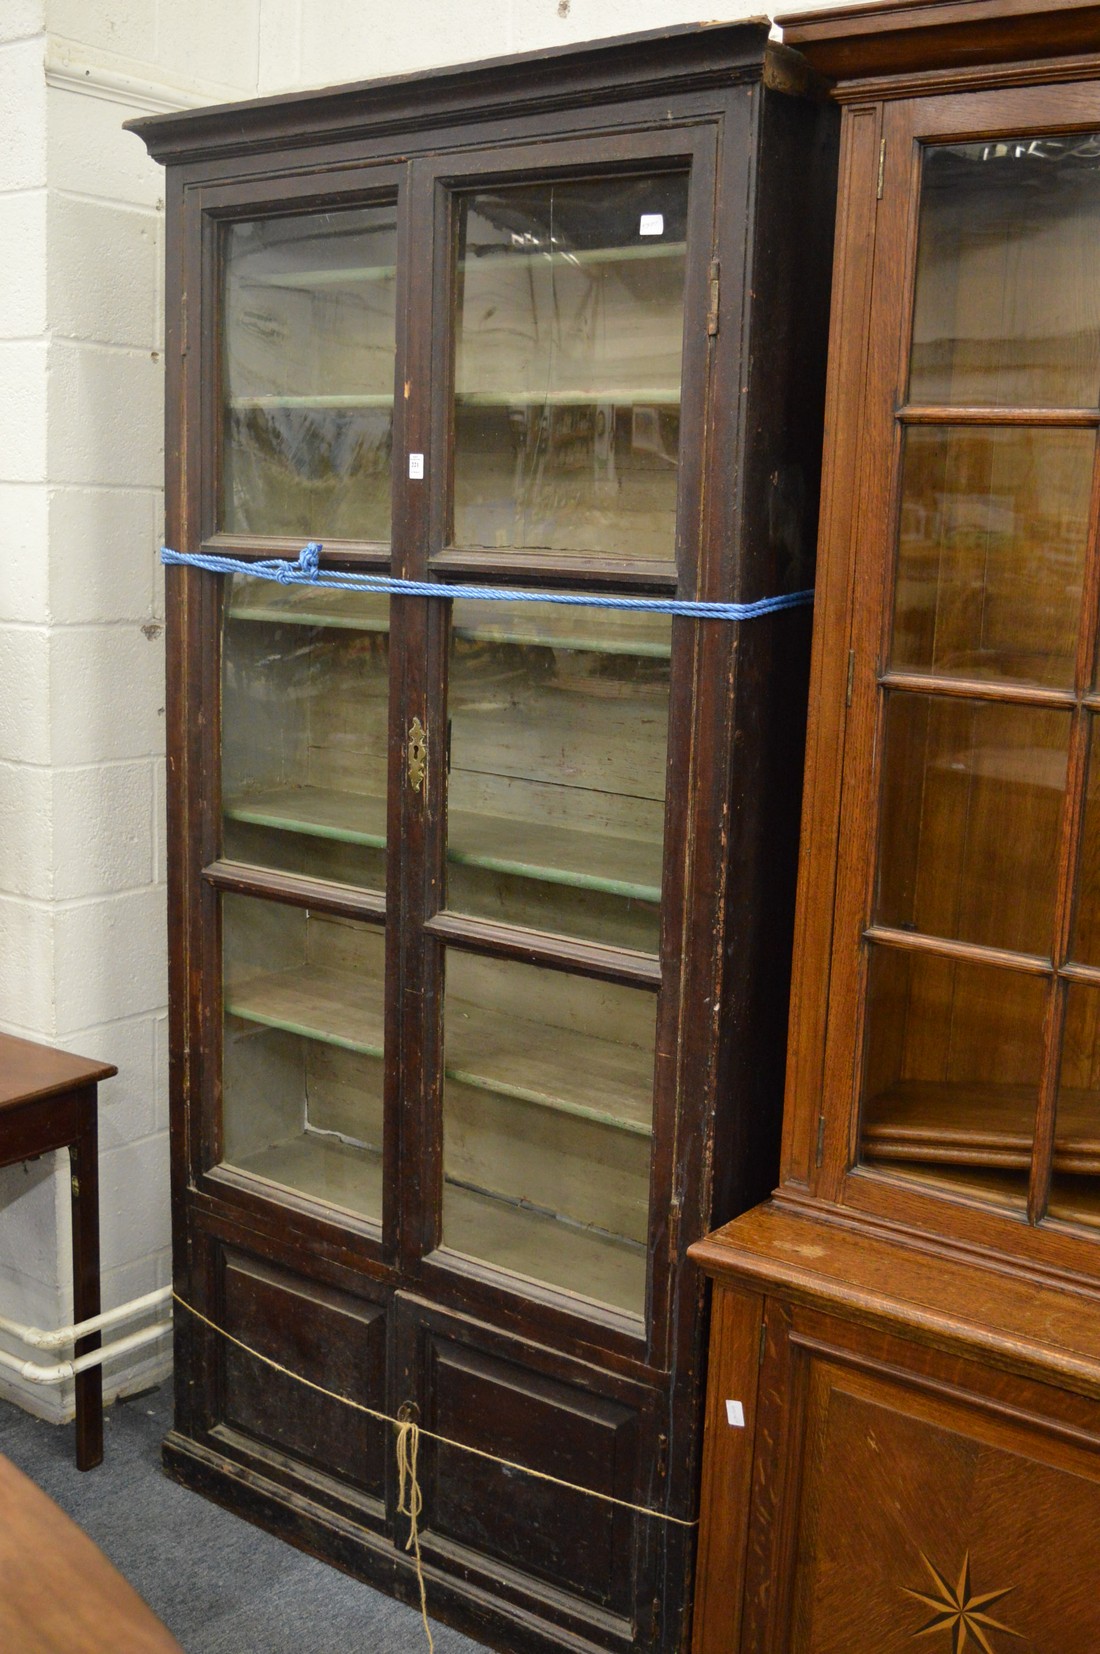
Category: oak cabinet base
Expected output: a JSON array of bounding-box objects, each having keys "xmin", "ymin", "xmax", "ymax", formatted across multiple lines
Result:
[{"xmin": 691, "ymin": 1206, "xmax": 1100, "ymax": 1654}]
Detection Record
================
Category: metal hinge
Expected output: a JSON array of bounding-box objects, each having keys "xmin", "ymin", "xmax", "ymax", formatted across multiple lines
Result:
[
  {"xmin": 815, "ymin": 1113, "xmax": 826, "ymax": 1167},
  {"xmin": 877, "ymin": 138, "xmax": 886, "ymax": 200},
  {"xmin": 846, "ymin": 648, "xmax": 856, "ymax": 707},
  {"xmin": 407, "ymin": 717, "xmax": 427, "ymax": 792},
  {"xmin": 759, "ymin": 1318, "xmax": 767, "ymax": 1366},
  {"xmin": 706, "ymin": 260, "xmax": 720, "ymax": 337}
]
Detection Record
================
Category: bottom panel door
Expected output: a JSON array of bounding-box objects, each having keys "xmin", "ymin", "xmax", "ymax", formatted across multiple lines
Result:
[
  {"xmin": 394, "ymin": 1294, "xmax": 666, "ymax": 1649},
  {"xmin": 749, "ymin": 1310, "xmax": 1100, "ymax": 1654},
  {"xmin": 207, "ymin": 1240, "xmax": 391, "ymax": 1519}
]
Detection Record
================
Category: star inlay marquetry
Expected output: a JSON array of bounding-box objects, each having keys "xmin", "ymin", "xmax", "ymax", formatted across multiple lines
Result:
[{"xmin": 903, "ymin": 1551, "xmax": 1023, "ymax": 1653}]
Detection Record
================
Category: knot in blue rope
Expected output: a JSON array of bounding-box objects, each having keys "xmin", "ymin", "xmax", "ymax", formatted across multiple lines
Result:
[{"xmin": 299, "ymin": 542, "xmax": 322, "ymax": 578}]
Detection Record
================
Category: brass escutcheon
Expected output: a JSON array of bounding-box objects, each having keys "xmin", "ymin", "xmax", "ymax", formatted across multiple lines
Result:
[{"xmin": 407, "ymin": 717, "xmax": 427, "ymax": 792}]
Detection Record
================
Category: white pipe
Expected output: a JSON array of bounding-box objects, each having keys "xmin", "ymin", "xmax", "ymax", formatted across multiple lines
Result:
[
  {"xmin": 0, "ymin": 1285, "xmax": 173, "ymax": 1351},
  {"xmin": 0, "ymin": 1321, "xmax": 172, "ymax": 1386}
]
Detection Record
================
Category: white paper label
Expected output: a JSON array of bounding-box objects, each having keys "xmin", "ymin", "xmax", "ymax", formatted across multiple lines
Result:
[
  {"xmin": 408, "ymin": 452, "xmax": 425, "ymax": 480},
  {"xmin": 725, "ymin": 1399, "xmax": 745, "ymax": 1428},
  {"xmin": 639, "ymin": 213, "xmax": 664, "ymax": 237}
]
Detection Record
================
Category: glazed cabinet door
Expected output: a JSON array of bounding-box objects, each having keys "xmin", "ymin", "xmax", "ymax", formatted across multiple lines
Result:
[
  {"xmin": 176, "ymin": 122, "xmax": 731, "ymax": 1366},
  {"xmin": 176, "ymin": 165, "xmax": 409, "ymax": 1254},
  {"xmin": 404, "ymin": 127, "xmax": 726, "ymax": 1364},
  {"xmin": 807, "ymin": 81, "xmax": 1100, "ymax": 1275}
]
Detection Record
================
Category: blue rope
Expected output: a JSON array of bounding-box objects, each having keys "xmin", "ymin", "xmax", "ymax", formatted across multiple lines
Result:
[{"xmin": 161, "ymin": 543, "xmax": 813, "ymax": 621}]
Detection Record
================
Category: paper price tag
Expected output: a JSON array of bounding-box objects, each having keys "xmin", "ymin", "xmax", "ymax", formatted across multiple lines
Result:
[
  {"xmin": 408, "ymin": 453, "xmax": 425, "ymax": 480},
  {"xmin": 725, "ymin": 1399, "xmax": 745, "ymax": 1428},
  {"xmin": 639, "ymin": 213, "xmax": 664, "ymax": 237}
]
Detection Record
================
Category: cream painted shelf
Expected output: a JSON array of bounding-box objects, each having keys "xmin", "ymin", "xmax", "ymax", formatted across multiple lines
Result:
[
  {"xmin": 223, "ymin": 782, "xmax": 662, "ymax": 902},
  {"xmin": 238, "ymin": 240, "xmax": 686, "ymax": 291},
  {"xmin": 442, "ymin": 1182, "xmax": 646, "ymax": 1315},
  {"xmin": 226, "ymin": 961, "xmax": 654, "ymax": 1136},
  {"xmin": 227, "ymin": 597, "xmax": 671, "ymax": 658}
]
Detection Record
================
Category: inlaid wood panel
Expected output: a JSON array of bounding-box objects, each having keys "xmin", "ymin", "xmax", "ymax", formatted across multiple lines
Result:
[{"xmin": 788, "ymin": 1360, "xmax": 1100, "ymax": 1652}]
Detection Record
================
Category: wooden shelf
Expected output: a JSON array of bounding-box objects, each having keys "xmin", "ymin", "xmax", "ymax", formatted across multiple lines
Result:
[
  {"xmin": 223, "ymin": 784, "xmax": 661, "ymax": 902},
  {"xmin": 446, "ymin": 995, "xmax": 653, "ymax": 1134},
  {"xmin": 227, "ymin": 596, "xmax": 670, "ymax": 658},
  {"xmin": 227, "ymin": 603, "xmax": 390, "ymax": 633},
  {"xmin": 229, "ymin": 1129, "xmax": 383, "ymax": 1224},
  {"xmin": 230, "ymin": 387, "xmax": 679, "ymax": 410},
  {"xmin": 461, "ymin": 241, "xmax": 685, "ymax": 271},
  {"xmin": 227, "ymin": 964, "xmax": 385, "ymax": 1056},
  {"xmin": 226, "ymin": 960, "xmax": 653, "ymax": 1136},
  {"xmin": 442, "ymin": 1182, "xmax": 645, "ymax": 1316},
  {"xmin": 229, "ymin": 394, "xmax": 394, "ymax": 409},
  {"xmin": 455, "ymin": 387, "xmax": 679, "ymax": 407},
  {"xmin": 454, "ymin": 603, "xmax": 671, "ymax": 659},
  {"xmin": 240, "ymin": 263, "xmax": 397, "ymax": 288},
  {"xmin": 863, "ymin": 1080, "xmax": 1100, "ymax": 1174},
  {"xmin": 448, "ymin": 807, "xmax": 660, "ymax": 902},
  {"xmin": 224, "ymin": 786, "xmax": 388, "ymax": 850}
]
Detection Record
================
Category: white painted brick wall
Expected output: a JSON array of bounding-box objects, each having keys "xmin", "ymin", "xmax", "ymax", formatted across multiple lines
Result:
[{"xmin": 0, "ymin": 0, "xmax": 867, "ymax": 1427}]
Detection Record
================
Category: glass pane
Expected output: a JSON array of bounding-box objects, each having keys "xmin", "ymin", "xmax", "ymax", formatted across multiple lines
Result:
[
  {"xmin": 446, "ymin": 599, "xmax": 669, "ymax": 951},
  {"xmin": 440, "ymin": 951, "xmax": 654, "ymax": 1318},
  {"xmin": 222, "ymin": 576, "xmax": 390, "ymax": 891},
  {"xmin": 910, "ymin": 135, "xmax": 1100, "ymax": 408},
  {"xmin": 222, "ymin": 206, "xmax": 397, "ymax": 539},
  {"xmin": 221, "ymin": 893, "xmax": 385, "ymax": 1223},
  {"xmin": 859, "ymin": 945, "xmax": 1045, "ymax": 1213},
  {"xmin": 1071, "ymin": 718, "xmax": 1100, "ymax": 965},
  {"xmin": 1048, "ymin": 983, "xmax": 1100, "ymax": 1230},
  {"xmin": 875, "ymin": 692, "xmax": 1069, "ymax": 957},
  {"xmin": 452, "ymin": 173, "xmax": 689, "ymax": 560},
  {"xmin": 890, "ymin": 426, "xmax": 1092, "ymax": 688}
]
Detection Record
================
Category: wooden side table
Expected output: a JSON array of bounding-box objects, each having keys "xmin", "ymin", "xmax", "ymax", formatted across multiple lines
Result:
[{"xmin": 0, "ymin": 1034, "xmax": 116, "ymax": 1470}]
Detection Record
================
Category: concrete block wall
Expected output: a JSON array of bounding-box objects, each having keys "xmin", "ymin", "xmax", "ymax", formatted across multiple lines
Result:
[
  {"xmin": 0, "ymin": 0, "xmax": 857, "ymax": 1422},
  {"xmin": 0, "ymin": 3, "xmax": 257, "ymax": 1421}
]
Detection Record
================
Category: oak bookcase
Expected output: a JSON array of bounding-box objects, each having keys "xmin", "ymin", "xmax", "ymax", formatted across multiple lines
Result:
[{"xmin": 690, "ymin": 5, "xmax": 1100, "ymax": 1650}]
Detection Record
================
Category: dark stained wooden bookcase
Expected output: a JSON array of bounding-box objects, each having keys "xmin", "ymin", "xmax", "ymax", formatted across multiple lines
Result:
[
  {"xmin": 128, "ymin": 28, "xmax": 837, "ymax": 1652},
  {"xmin": 689, "ymin": 4, "xmax": 1100, "ymax": 1650}
]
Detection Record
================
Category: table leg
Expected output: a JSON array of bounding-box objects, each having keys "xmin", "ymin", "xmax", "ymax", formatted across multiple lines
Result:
[{"xmin": 69, "ymin": 1093, "xmax": 102, "ymax": 1471}]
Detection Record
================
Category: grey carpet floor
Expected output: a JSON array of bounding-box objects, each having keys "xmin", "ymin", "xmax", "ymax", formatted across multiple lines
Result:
[{"xmin": 0, "ymin": 1383, "xmax": 487, "ymax": 1654}]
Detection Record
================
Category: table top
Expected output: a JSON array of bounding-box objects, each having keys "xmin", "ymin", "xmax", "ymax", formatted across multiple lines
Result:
[
  {"xmin": 0, "ymin": 1033, "xmax": 116, "ymax": 1113},
  {"xmin": 0, "ymin": 1451, "xmax": 184, "ymax": 1653}
]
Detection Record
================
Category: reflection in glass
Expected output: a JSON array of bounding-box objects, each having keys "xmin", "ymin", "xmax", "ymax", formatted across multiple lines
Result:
[
  {"xmin": 440, "ymin": 951, "xmax": 655, "ymax": 1317},
  {"xmin": 1072, "ymin": 718, "xmax": 1100, "ymax": 966},
  {"xmin": 221, "ymin": 894, "xmax": 385, "ymax": 1222},
  {"xmin": 222, "ymin": 207, "xmax": 397, "ymax": 539},
  {"xmin": 452, "ymin": 174, "xmax": 689, "ymax": 559},
  {"xmin": 875, "ymin": 692, "xmax": 1068, "ymax": 957},
  {"xmin": 910, "ymin": 135, "xmax": 1100, "ymax": 407},
  {"xmin": 859, "ymin": 945, "xmax": 1044, "ymax": 1212},
  {"xmin": 222, "ymin": 576, "xmax": 390, "ymax": 891},
  {"xmin": 1048, "ymin": 982, "xmax": 1100, "ymax": 1230},
  {"xmin": 446, "ymin": 599, "xmax": 669, "ymax": 951},
  {"xmin": 890, "ymin": 426, "xmax": 1092, "ymax": 688}
]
